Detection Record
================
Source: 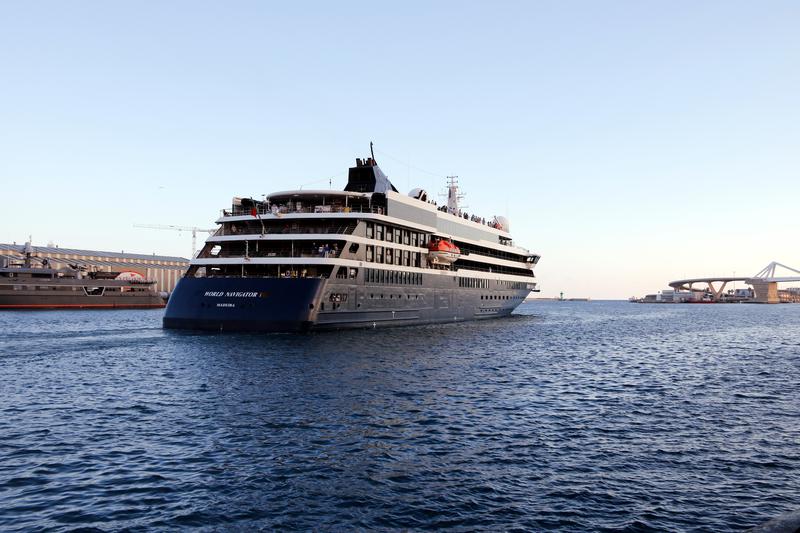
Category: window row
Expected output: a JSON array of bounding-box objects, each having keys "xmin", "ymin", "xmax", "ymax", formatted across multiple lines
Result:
[
  {"xmin": 458, "ymin": 277, "xmax": 490, "ymax": 289},
  {"xmin": 365, "ymin": 245, "xmax": 422, "ymax": 268},
  {"xmin": 481, "ymin": 294, "xmax": 523, "ymax": 301},
  {"xmin": 365, "ymin": 223, "xmax": 428, "ymax": 248},
  {"xmin": 498, "ymin": 280, "xmax": 532, "ymax": 290},
  {"xmin": 365, "ymin": 268, "xmax": 423, "ymax": 286},
  {"xmin": 368, "ymin": 293, "xmax": 424, "ymax": 300}
]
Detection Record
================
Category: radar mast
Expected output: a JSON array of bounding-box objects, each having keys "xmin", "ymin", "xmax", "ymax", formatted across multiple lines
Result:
[{"xmin": 444, "ymin": 176, "xmax": 465, "ymax": 215}]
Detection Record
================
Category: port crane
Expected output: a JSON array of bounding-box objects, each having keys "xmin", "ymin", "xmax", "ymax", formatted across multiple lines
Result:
[{"xmin": 134, "ymin": 224, "xmax": 217, "ymax": 258}]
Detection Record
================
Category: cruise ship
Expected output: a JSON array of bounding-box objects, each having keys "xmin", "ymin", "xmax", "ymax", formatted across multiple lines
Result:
[{"xmin": 163, "ymin": 149, "xmax": 540, "ymax": 331}]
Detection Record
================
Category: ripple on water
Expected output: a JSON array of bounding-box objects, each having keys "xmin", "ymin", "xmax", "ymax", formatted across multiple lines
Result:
[{"xmin": 1, "ymin": 303, "xmax": 800, "ymax": 531}]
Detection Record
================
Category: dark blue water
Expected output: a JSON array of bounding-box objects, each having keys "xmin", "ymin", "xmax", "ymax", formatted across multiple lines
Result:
[{"xmin": 1, "ymin": 302, "xmax": 799, "ymax": 531}]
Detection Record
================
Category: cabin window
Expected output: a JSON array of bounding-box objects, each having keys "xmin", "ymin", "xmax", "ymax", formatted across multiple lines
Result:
[
  {"xmin": 386, "ymin": 226, "xmax": 393, "ymax": 242},
  {"xmin": 385, "ymin": 248, "xmax": 393, "ymax": 264},
  {"xmin": 350, "ymin": 268, "xmax": 358, "ymax": 279},
  {"xmin": 366, "ymin": 223, "xmax": 374, "ymax": 239},
  {"xmin": 395, "ymin": 252, "xmax": 402, "ymax": 266},
  {"xmin": 376, "ymin": 246, "xmax": 384, "ymax": 263},
  {"xmin": 366, "ymin": 245, "xmax": 374, "ymax": 262},
  {"xmin": 403, "ymin": 230, "xmax": 410, "ymax": 245},
  {"xmin": 411, "ymin": 233, "xmax": 419, "ymax": 247},
  {"xmin": 376, "ymin": 224, "xmax": 384, "ymax": 240},
  {"xmin": 349, "ymin": 243, "xmax": 359, "ymax": 253},
  {"xmin": 395, "ymin": 230, "xmax": 402, "ymax": 244}
]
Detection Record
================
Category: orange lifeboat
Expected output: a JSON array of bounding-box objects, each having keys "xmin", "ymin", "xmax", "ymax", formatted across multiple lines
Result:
[{"xmin": 427, "ymin": 238, "xmax": 461, "ymax": 265}]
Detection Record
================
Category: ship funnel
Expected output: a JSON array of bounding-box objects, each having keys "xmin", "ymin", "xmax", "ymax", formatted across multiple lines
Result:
[{"xmin": 344, "ymin": 147, "xmax": 398, "ymax": 194}]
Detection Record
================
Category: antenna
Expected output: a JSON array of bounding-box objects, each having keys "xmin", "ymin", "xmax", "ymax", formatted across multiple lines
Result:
[{"xmin": 370, "ymin": 141, "xmax": 375, "ymax": 162}]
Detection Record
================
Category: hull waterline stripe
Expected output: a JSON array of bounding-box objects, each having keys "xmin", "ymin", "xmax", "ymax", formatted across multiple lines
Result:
[{"xmin": 0, "ymin": 304, "xmax": 166, "ymax": 309}]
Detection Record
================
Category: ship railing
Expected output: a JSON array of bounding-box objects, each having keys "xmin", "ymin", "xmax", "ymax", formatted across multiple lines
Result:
[
  {"xmin": 203, "ymin": 273, "xmax": 330, "ymax": 279},
  {"xmin": 216, "ymin": 224, "xmax": 356, "ymax": 237},
  {"xmin": 211, "ymin": 249, "xmax": 342, "ymax": 259},
  {"xmin": 223, "ymin": 205, "xmax": 384, "ymax": 217},
  {"xmin": 455, "ymin": 264, "xmax": 535, "ymax": 277}
]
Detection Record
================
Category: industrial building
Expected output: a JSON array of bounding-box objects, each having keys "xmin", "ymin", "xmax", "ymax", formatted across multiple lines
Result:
[{"xmin": 0, "ymin": 243, "xmax": 189, "ymax": 294}]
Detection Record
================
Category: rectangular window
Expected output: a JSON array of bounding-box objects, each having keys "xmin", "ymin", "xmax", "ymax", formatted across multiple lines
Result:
[
  {"xmin": 366, "ymin": 223, "xmax": 374, "ymax": 239},
  {"xmin": 385, "ymin": 248, "xmax": 393, "ymax": 264},
  {"xmin": 366, "ymin": 245, "xmax": 374, "ymax": 262},
  {"xmin": 395, "ymin": 230, "xmax": 402, "ymax": 244},
  {"xmin": 386, "ymin": 226, "xmax": 393, "ymax": 242},
  {"xmin": 411, "ymin": 232, "xmax": 418, "ymax": 247},
  {"xmin": 376, "ymin": 246, "xmax": 384, "ymax": 263},
  {"xmin": 376, "ymin": 224, "xmax": 384, "ymax": 240}
]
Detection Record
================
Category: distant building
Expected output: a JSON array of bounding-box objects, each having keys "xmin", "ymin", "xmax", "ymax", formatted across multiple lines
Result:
[
  {"xmin": 779, "ymin": 287, "xmax": 800, "ymax": 303},
  {"xmin": 642, "ymin": 289, "xmax": 699, "ymax": 303},
  {"xmin": 0, "ymin": 243, "xmax": 189, "ymax": 293}
]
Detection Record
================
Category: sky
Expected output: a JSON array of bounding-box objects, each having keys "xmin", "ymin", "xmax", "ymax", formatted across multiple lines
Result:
[{"xmin": 1, "ymin": 1, "xmax": 798, "ymax": 299}]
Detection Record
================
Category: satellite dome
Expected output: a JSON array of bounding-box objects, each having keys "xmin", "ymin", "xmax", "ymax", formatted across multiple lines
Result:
[
  {"xmin": 115, "ymin": 271, "xmax": 146, "ymax": 281},
  {"xmin": 493, "ymin": 216, "xmax": 510, "ymax": 232}
]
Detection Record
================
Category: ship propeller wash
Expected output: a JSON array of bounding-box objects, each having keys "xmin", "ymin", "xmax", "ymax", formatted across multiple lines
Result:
[{"xmin": 163, "ymin": 147, "xmax": 540, "ymax": 331}]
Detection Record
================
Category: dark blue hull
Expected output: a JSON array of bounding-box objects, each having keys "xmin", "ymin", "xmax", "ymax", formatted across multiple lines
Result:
[{"xmin": 163, "ymin": 277, "xmax": 324, "ymax": 332}]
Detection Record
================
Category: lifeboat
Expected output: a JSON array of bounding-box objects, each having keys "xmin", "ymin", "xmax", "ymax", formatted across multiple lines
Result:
[{"xmin": 427, "ymin": 238, "xmax": 461, "ymax": 265}]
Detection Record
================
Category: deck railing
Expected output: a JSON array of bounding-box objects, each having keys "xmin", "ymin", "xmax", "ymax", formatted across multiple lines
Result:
[
  {"xmin": 216, "ymin": 224, "xmax": 356, "ymax": 237},
  {"xmin": 223, "ymin": 205, "xmax": 384, "ymax": 217}
]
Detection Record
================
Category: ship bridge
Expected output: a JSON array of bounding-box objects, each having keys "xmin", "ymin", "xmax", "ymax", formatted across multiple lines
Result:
[{"xmin": 669, "ymin": 261, "xmax": 800, "ymax": 303}]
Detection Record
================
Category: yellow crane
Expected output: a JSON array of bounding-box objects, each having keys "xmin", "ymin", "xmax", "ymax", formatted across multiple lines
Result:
[{"xmin": 134, "ymin": 224, "xmax": 217, "ymax": 258}]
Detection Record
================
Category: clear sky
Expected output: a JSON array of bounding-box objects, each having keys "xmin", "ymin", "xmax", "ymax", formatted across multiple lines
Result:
[{"xmin": 1, "ymin": 1, "xmax": 798, "ymax": 299}]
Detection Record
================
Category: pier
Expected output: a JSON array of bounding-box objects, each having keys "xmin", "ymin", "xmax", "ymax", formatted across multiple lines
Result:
[{"xmin": 668, "ymin": 262, "xmax": 800, "ymax": 303}]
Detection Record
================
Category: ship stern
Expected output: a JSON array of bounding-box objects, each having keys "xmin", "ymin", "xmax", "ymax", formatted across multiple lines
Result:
[{"xmin": 163, "ymin": 277, "xmax": 325, "ymax": 332}]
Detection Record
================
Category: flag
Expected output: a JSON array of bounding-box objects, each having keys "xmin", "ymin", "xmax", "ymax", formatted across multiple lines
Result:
[{"xmin": 251, "ymin": 203, "xmax": 266, "ymax": 235}]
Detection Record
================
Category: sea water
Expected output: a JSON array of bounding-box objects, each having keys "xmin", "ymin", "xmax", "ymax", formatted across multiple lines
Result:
[{"xmin": 1, "ymin": 302, "xmax": 799, "ymax": 531}]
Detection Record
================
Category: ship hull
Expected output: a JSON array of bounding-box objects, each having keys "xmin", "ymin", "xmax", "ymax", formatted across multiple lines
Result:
[
  {"xmin": 163, "ymin": 277, "xmax": 325, "ymax": 332},
  {"xmin": 0, "ymin": 294, "xmax": 164, "ymax": 309},
  {"xmin": 163, "ymin": 276, "xmax": 530, "ymax": 332}
]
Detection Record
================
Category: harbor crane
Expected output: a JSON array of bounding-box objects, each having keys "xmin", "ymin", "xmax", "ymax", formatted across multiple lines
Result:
[{"xmin": 134, "ymin": 224, "xmax": 217, "ymax": 258}]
